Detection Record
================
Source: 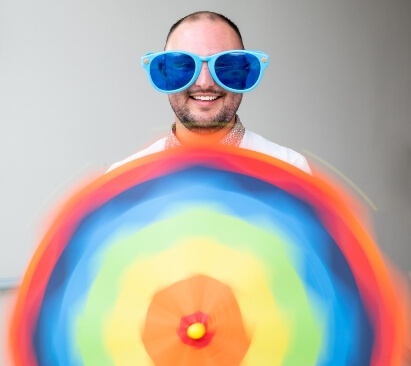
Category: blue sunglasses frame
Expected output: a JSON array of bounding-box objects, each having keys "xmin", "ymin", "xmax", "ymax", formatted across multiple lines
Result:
[{"xmin": 141, "ymin": 50, "xmax": 270, "ymax": 94}]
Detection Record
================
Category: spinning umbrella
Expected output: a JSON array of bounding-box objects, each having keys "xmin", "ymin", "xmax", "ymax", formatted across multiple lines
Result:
[{"xmin": 10, "ymin": 145, "xmax": 407, "ymax": 365}]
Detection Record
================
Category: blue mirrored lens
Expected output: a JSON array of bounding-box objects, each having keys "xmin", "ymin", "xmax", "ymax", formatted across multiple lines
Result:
[
  {"xmin": 215, "ymin": 52, "xmax": 260, "ymax": 90},
  {"xmin": 150, "ymin": 53, "xmax": 196, "ymax": 91}
]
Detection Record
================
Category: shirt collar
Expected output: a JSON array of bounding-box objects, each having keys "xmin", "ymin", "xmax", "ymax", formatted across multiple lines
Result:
[{"xmin": 165, "ymin": 115, "xmax": 245, "ymax": 150}]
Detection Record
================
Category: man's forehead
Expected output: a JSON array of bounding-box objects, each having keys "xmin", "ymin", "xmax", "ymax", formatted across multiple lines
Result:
[{"xmin": 166, "ymin": 19, "xmax": 242, "ymax": 51}]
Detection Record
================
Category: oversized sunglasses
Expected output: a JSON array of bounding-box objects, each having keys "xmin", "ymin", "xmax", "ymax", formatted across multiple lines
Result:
[{"xmin": 141, "ymin": 50, "xmax": 269, "ymax": 94}]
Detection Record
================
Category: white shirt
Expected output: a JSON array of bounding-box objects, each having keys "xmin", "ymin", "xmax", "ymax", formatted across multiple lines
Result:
[{"xmin": 108, "ymin": 129, "xmax": 311, "ymax": 174}]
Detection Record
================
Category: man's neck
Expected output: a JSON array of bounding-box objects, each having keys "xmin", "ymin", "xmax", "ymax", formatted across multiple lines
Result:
[{"xmin": 174, "ymin": 119, "xmax": 235, "ymax": 146}]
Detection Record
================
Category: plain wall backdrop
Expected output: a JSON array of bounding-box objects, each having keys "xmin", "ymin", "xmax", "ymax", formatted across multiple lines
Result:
[{"xmin": 1, "ymin": 0, "xmax": 410, "ymax": 362}]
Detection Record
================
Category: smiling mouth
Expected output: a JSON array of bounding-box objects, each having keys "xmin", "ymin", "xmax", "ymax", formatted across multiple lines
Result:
[{"xmin": 191, "ymin": 95, "xmax": 219, "ymax": 101}]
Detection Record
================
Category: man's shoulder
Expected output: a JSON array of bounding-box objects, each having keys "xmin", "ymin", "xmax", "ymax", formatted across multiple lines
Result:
[
  {"xmin": 107, "ymin": 130, "xmax": 310, "ymax": 174},
  {"xmin": 240, "ymin": 130, "xmax": 311, "ymax": 174},
  {"xmin": 106, "ymin": 137, "xmax": 166, "ymax": 172}
]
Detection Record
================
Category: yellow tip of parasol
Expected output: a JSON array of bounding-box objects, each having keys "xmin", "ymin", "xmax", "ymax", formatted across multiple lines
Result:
[{"xmin": 187, "ymin": 322, "xmax": 206, "ymax": 340}]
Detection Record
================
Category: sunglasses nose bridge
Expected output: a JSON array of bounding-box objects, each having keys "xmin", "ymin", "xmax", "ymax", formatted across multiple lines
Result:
[
  {"xmin": 194, "ymin": 55, "xmax": 215, "ymax": 88},
  {"xmin": 197, "ymin": 55, "xmax": 212, "ymax": 71},
  {"xmin": 197, "ymin": 56, "xmax": 211, "ymax": 76},
  {"xmin": 197, "ymin": 55, "xmax": 212, "ymax": 62}
]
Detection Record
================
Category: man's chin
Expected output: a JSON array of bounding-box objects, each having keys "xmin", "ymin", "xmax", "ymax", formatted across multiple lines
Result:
[{"xmin": 181, "ymin": 121, "xmax": 229, "ymax": 134}]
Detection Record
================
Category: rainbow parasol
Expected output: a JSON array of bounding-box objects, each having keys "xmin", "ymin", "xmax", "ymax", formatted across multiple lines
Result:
[{"xmin": 9, "ymin": 145, "xmax": 407, "ymax": 365}]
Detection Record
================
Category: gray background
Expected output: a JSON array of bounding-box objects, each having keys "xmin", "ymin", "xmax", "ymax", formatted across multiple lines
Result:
[{"xmin": 1, "ymin": 0, "xmax": 410, "ymax": 363}]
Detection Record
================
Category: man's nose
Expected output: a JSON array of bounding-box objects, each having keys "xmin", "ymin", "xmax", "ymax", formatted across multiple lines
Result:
[{"xmin": 194, "ymin": 62, "xmax": 215, "ymax": 89}]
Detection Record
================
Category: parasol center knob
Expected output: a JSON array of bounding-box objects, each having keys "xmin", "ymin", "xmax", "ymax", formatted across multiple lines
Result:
[{"xmin": 186, "ymin": 322, "xmax": 206, "ymax": 340}]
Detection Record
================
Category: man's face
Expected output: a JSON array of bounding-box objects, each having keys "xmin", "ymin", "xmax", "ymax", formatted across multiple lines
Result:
[{"xmin": 165, "ymin": 19, "xmax": 243, "ymax": 134}]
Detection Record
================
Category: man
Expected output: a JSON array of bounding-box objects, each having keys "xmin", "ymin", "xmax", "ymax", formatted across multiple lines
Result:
[{"xmin": 109, "ymin": 11, "xmax": 310, "ymax": 173}]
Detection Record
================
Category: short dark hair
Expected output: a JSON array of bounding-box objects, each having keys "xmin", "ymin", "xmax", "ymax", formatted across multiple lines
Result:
[{"xmin": 165, "ymin": 11, "xmax": 244, "ymax": 49}]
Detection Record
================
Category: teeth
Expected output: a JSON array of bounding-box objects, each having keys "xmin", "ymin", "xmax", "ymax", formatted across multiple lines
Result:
[{"xmin": 192, "ymin": 95, "xmax": 218, "ymax": 101}]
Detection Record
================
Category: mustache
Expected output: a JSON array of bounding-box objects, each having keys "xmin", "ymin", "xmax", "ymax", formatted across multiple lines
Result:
[{"xmin": 187, "ymin": 88, "xmax": 226, "ymax": 96}]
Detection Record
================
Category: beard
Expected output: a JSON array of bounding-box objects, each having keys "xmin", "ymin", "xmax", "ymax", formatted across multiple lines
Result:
[{"xmin": 168, "ymin": 89, "xmax": 242, "ymax": 134}]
